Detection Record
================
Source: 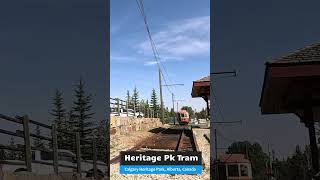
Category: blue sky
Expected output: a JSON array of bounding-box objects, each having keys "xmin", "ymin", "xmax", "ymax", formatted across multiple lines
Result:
[{"xmin": 110, "ymin": 0, "xmax": 210, "ymax": 111}]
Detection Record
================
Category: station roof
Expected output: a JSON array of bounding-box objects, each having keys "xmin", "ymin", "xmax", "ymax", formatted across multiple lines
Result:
[
  {"xmin": 260, "ymin": 43, "xmax": 320, "ymax": 120},
  {"xmin": 219, "ymin": 154, "xmax": 250, "ymax": 164},
  {"xmin": 191, "ymin": 75, "xmax": 210, "ymax": 98}
]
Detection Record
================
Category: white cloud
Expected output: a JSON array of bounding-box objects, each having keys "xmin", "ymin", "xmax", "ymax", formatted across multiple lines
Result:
[
  {"xmin": 144, "ymin": 61, "xmax": 158, "ymax": 66},
  {"xmin": 110, "ymin": 54, "xmax": 137, "ymax": 62},
  {"xmin": 138, "ymin": 16, "xmax": 210, "ymax": 59},
  {"xmin": 143, "ymin": 56, "xmax": 183, "ymax": 66}
]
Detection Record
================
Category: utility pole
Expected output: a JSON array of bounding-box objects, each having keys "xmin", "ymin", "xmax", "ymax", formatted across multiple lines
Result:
[
  {"xmin": 162, "ymin": 84, "xmax": 183, "ymax": 125},
  {"xmin": 172, "ymin": 93, "xmax": 175, "ymax": 125},
  {"xmin": 159, "ymin": 68, "xmax": 164, "ymax": 123},
  {"xmin": 175, "ymin": 100, "xmax": 185, "ymax": 113},
  {"xmin": 177, "ymin": 102, "xmax": 178, "ymax": 112}
]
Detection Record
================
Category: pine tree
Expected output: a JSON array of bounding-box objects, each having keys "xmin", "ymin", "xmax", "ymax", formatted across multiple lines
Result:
[
  {"xmin": 8, "ymin": 136, "xmax": 16, "ymax": 160},
  {"xmin": 33, "ymin": 125, "xmax": 45, "ymax": 149},
  {"xmin": 139, "ymin": 99, "xmax": 144, "ymax": 115},
  {"xmin": 72, "ymin": 78, "xmax": 95, "ymax": 159},
  {"xmin": 131, "ymin": 87, "xmax": 139, "ymax": 112},
  {"xmin": 145, "ymin": 100, "xmax": 150, "ymax": 118},
  {"xmin": 126, "ymin": 90, "xmax": 131, "ymax": 109},
  {"xmin": 150, "ymin": 89, "xmax": 159, "ymax": 118},
  {"xmin": 0, "ymin": 148, "xmax": 5, "ymax": 160},
  {"xmin": 65, "ymin": 110, "xmax": 76, "ymax": 152},
  {"xmin": 96, "ymin": 119, "xmax": 108, "ymax": 162},
  {"xmin": 50, "ymin": 89, "xmax": 67, "ymax": 149}
]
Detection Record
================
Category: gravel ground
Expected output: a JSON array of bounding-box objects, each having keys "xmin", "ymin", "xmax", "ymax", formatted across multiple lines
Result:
[
  {"xmin": 110, "ymin": 129, "xmax": 158, "ymax": 159},
  {"xmin": 110, "ymin": 126, "xmax": 211, "ymax": 180},
  {"xmin": 192, "ymin": 128, "xmax": 210, "ymax": 176}
]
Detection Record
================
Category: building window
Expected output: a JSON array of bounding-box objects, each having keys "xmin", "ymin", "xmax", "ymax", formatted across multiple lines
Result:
[
  {"xmin": 227, "ymin": 164, "xmax": 239, "ymax": 177},
  {"xmin": 240, "ymin": 164, "xmax": 249, "ymax": 176}
]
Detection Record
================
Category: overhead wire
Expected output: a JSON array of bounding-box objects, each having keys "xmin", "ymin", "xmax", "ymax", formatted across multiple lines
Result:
[{"xmin": 135, "ymin": 0, "xmax": 174, "ymax": 95}]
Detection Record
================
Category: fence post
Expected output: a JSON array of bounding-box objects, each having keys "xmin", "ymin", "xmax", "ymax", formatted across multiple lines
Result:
[
  {"xmin": 126, "ymin": 101, "xmax": 129, "ymax": 117},
  {"xmin": 133, "ymin": 102, "xmax": 136, "ymax": 117},
  {"xmin": 117, "ymin": 99, "xmax": 120, "ymax": 116},
  {"xmin": 76, "ymin": 132, "xmax": 82, "ymax": 177},
  {"xmin": 22, "ymin": 115, "xmax": 32, "ymax": 172},
  {"xmin": 52, "ymin": 124, "xmax": 58, "ymax": 174},
  {"xmin": 92, "ymin": 137, "xmax": 98, "ymax": 179}
]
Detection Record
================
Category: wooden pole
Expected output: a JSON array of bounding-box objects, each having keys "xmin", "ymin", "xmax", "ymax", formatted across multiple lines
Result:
[
  {"xmin": 172, "ymin": 93, "xmax": 175, "ymax": 125},
  {"xmin": 52, "ymin": 124, "xmax": 59, "ymax": 174},
  {"xmin": 126, "ymin": 101, "xmax": 129, "ymax": 117},
  {"xmin": 22, "ymin": 115, "xmax": 32, "ymax": 172},
  {"xmin": 117, "ymin": 99, "xmax": 120, "ymax": 116},
  {"xmin": 159, "ymin": 68, "xmax": 164, "ymax": 123}
]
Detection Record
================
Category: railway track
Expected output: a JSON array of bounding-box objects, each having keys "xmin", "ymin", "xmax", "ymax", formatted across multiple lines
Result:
[{"xmin": 110, "ymin": 125, "xmax": 198, "ymax": 164}]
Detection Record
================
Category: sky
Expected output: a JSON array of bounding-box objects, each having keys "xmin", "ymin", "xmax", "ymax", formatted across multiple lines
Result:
[
  {"xmin": 0, "ymin": 0, "xmax": 107, "ymax": 144},
  {"xmin": 110, "ymin": 0, "xmax": 210, "ymax": 111},
  {"xmin": 213, "ymin": 0, "xmax": 320, "ymax": 158}
]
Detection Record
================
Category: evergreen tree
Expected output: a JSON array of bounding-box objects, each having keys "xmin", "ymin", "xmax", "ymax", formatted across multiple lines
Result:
[
  {"xmin": 227, "ymin": 141, "xmax": 268, "ymax": 180},
  {"xmin": 96, "ymin": 119, "xmax": 108, "ymax": 162},
  {"xmin": 181, "ymin": 106, "xmax": 195, "ymax": 119},
  {"xmin": 8, "ymin": 136, "xmax": 16, "ymax": 160},
  {"xmin": 72, "ymin": 78, "xmax": 95, "ymax": 159},
  {"xmin": 131, "ymin": 87, "xmax": 139, "ymax": 112},
  {"xmin": 65, "ymin": 110, "xmax": 77, "ymax": 152},
  {"xmin": 150, "ymin": 89, "xmax": 159, "ymax": 118},
  {"xmin": 0, "ymin": 148, "xmax": 5, "ymax": 160},
  {"xmin": 33, "ymin": 125, "xmax": 45, "ymax": 149},
  {"xmin": 169, "ymin": 108, "xmax": 176, "ymax": 117},
  {"xmin": 139, "ymin": 99, "xmax": 145, "ymax": 115},
  {"xmin": 145, "ymin": 100, "xmax": 150, "ymax": 118},
  {"xmin": 195, "ymin": 108, "xmax": 208, "ymax": 119},
  {"xmin": 126, "ymin": 90, "xmax": 131, "ymax": 109},
  {"xmin": 50, "ymin": 89, "xmax": 67, "ymax": 149}
]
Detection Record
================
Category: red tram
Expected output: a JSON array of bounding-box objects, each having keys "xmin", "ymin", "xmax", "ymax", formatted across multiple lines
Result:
[{"xmin": 177, "ymin": 110, "xmax": 190, "ymax": 125}]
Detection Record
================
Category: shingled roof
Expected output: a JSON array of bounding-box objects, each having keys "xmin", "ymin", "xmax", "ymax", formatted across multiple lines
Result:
[
  {"xmin": 194, "ymin": 75, "xmax": 210, "ymax": 82},
  {"xmin": 219, "ymin": 154, "xmax": 250, "ymax": 163},
  {"xmin": 270, "ymin": 43, "xmax": 320, "ymax": 64}
]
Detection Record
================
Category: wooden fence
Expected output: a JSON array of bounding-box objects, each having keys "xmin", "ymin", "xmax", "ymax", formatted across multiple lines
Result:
[
  {"xmin": 110, "ymin": 97, "xmax": 158, "ymax": 118},
  {"xmin": 0, "ymin": 114, "xmax": 107, "ymax": 179}
]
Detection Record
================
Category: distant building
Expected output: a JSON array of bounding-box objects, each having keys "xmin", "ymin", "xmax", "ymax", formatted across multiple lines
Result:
[{"xmin": 217, "ymin": 154, "xmax": 253, "ymax": 180}]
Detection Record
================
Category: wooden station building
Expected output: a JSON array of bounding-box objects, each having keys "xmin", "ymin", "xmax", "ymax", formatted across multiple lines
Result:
[{"xmin": 260, "ymin": 43, "xmax": 320, "ymax": 175}]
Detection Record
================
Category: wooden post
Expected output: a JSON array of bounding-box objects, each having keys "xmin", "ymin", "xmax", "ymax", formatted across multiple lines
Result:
[
  {"xmin": 92, "ymin": 137, "xmax": 98, "ymax": 179},
  {"xmin": 126, "ymin": 100, "xmax": 129, "ymax": 117},
  {"xmin": 117, "ymin": 99, "xmax": 120, "ymax": 116},
  {"xmin": 22, "ymin": 115, "xmax": 32, "ymax": 172},
  {"xmin": 172, "ymin": 93, "xmax": 175, "ymax": 125},
  {"xmin": 76, "ymin": 132, "xmax": 82, "ymax": 177},
  {"xmin": 159, "ymin": 68, "xmax": 164, "ymax": 123},
  {"xmin": 52, "ymin": 124, "xmax": 59, "ymax": 174}
]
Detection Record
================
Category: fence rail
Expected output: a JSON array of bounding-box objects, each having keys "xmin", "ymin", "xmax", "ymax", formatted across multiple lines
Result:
[
  {"xmin": 110, "ymin": 97, "xmax": 158, "ymax": 118},
  {"xmin": 0, "ymin": 113, "xmax": 105, "ymax": 179}
]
